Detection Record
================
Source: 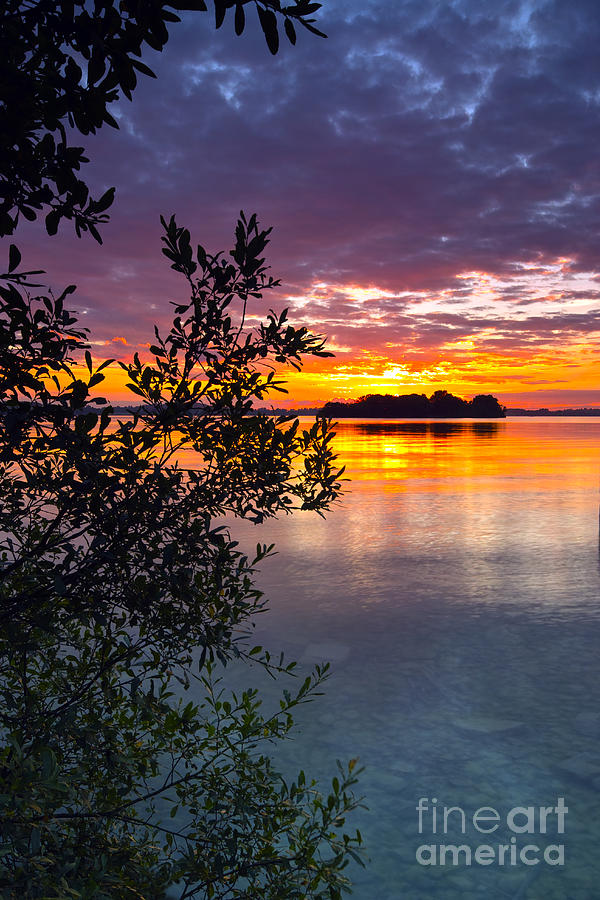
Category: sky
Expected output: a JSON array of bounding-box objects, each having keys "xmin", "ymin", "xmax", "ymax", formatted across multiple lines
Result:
[{"xmin": 17, "ymin": 0, "xmax": 600, "ymax": 407}]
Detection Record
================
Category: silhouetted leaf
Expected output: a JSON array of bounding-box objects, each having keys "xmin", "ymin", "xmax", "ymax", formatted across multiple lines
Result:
[
  {"xmin": 257, "ymin": 5, "xmax": 279, "ymax": 54},
  {"xmin": 8, "ymin": 244, "xmax": 21, "ymax": 273},
  {"xmin": 88, "ymin": 224, "xmax": 102, "ymax": 244},
  {"xmin": 284, "ymin": 17, "xmax": 296, "ymax": 44},
  {"xmin": 45, "ymin": 210, "xmax": 60, "ymax": 236},
  {"xmin": 301, "ymin": 20, "xmax": 327, "ymax": 38},
  {"xmin": 93, "ymin": 187, "xmax": 115, "ymax": 214},
  {"xmin": 131, "ymin": 59, "xmax": 158, "ymax": 78},
  {"xmin": 215, "ymin": 0, "xmax": 227, "ymax": 28},
  {"xmin": 235, "ymin": 3, "xmax": 245, "ymax": 34}
]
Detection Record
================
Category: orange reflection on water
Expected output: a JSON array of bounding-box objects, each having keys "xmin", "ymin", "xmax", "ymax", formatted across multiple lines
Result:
[
  {"xmin": 226, "ymin": 416, "xmax": 600, "ymax": 614},
  {"xmin": 329, "ymin": 417, "xmax": 600, "ymax": 496},
  {"xmin": 110, "ymin": 416, "xmax": 600, "ymax": 505}
]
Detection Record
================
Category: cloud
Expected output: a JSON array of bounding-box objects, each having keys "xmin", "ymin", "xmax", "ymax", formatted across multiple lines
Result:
[{"xmin": 14, "ymin": 0, "xmax": 600, "ymax": 400}]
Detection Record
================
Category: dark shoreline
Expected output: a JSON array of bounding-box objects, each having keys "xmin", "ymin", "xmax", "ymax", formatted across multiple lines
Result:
[{"xmin": 104, "ymin": 404, "xmax": 600, "ymax": 418}]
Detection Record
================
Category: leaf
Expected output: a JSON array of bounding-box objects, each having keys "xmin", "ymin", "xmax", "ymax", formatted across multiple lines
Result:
[
  {"xmin": 93, "ymin": 187, "xmax": 115, "ymax": 214},
  {"xmin": 56, "ymin": 284, "xmax": 77, "ymax": 301},
  {"xmin": 257, "ymin": 5, "xmax": 279, "ymax": 54},
  {"xmin": 215, "ymin": 0, "xmax": 227, "ymax": 29},
  {"xmin": 284, "ymin": 18, "xmax": 296, "ymax": 44},
  {"xmin": 301, "ymin": 20, "xmax": 327, "ymax": 38},
  {"xmin": 88, "ymin": 223, "xmax": 102, "ymax": 244},
  {"xmin": 8, "ymin": 244, "xmax": 21, "ymax": 272},
  {"xmin": 126, "ymin": 383, "xmax": 147, "ymax": 398},
  {"xmin": 130, "ymin": 59, "xmax": 158, "ymax": 78},
  {"xmin": 30, "ymin": 827, "xmax": 41, "ymax": 854},
  {"xmin": 103, "ymin": 109, "xmax": 119, "ymax": 128},
  {"xmin": 235, "ymin": 3, "xmax": 245, "ymax": 34}
]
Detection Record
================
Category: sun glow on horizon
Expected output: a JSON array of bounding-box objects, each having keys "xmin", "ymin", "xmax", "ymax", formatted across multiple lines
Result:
[{"xmin": 80, "ymin": 259, "xmax": 600, "ymax": 409}]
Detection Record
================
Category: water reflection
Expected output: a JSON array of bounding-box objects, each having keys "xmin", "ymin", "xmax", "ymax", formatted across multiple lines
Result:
[
  {"xmin": 327, "ymin": 416, "xmax": 600, "ymax": 496},
  {"xmin": 348, "ymin": 419, "xmax": 502, "ymax": 438},
  {"xmin": 219, "ymin": 418, "xmax": 600, "ymax": 899}
]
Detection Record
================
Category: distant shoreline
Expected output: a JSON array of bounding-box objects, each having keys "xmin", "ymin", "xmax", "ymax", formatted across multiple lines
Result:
[
  {"xmin": 105, "ymin": 404, "xmax": 600, "ymax": 418},
  {"xmin": 504, "ymin": 408, "xmax": 600, "ymax": 416}
]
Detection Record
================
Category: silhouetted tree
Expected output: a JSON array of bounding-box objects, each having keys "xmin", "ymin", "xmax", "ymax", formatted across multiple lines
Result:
[
  {"xmin": 0, "ymin": 216, "xmax": 363, "ymax": 897},
  {"xmin": 0, "ymin": 6, "xmax": 367, "ymax": 895},
  {"xmin": 470, "ymin": 393, "xmax": 506, "ymax": 417},
  {"xmin": 429, "ymin": 389, "xmax": 468, "ymax": 417}
]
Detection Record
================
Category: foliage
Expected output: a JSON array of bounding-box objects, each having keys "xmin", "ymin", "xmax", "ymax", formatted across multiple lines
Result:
[
  {"xmin": 0, "ymin": 215, "xmax": 364, "ymax": 898},
  {"xmin": 0, "ymin": 0, "xmax": 326, "ymax": 241}
]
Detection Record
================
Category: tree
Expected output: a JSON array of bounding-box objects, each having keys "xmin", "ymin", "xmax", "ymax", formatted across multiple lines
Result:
[
  {"xmin": 0, "ymin": 5, "xmax": 364, "ymax": 894},
  {"xmin": 0, "ymin": 0, "xmax": 326, "ymax": 241},
  {"xmin": 0, "ymin": 214, "xmax": 364, "ymax": 897},
  {"xmin": 470, "ymin": 393, "xmax": 505, "ymax": 417}
]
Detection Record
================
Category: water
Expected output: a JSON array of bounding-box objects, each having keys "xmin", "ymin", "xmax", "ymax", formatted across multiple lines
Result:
[{"xmin": 219, "ymin": 417, "xmax": 600, "ymax": 899}]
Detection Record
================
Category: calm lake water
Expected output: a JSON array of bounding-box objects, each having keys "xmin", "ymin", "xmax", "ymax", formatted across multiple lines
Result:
[{"xmin": 219, "ymin": 417, "xmax": 600, "ymax": 899}]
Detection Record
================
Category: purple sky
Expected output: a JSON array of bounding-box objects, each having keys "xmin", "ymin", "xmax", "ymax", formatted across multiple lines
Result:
[{"xmin": 16, "ymin": 0, "xmax": 600, "ymax": 405}]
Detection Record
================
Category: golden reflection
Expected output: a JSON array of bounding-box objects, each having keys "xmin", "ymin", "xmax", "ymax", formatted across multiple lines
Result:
[
  {"xmin": 116, "ymin": 416, "xmax": 600, "ymax": 502},
  {"xmin": 224, "ymin": 416, "xmax": 600, "ymax": 609},
  {"xmin": 155, "ymin": 415, "xmax": 600, "ymax": 612},
  {"xmin": 327, "ymin": 417, "xmax": 600, "ymax": 496}
]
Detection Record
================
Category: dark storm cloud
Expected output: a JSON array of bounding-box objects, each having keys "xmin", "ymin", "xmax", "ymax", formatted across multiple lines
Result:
[{"xmin": 16, "ymin": 0, "xmax": 600, "ymax": 355}]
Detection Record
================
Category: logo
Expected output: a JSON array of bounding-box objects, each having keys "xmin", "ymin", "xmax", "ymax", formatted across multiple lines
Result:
[{"xmin": 415, "ymin": 797, "xmax": 567, "ymax": 867}]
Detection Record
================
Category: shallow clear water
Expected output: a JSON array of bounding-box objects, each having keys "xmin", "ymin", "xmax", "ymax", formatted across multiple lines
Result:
[{"xmin": 219, "ymin": 417, "xmax": 600, "ymax": 899}]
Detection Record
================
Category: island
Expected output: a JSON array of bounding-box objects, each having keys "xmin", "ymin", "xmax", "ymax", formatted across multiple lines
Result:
[{"xmin": 320, "ymin": 391, "xmax": 506, "ymax": 418}]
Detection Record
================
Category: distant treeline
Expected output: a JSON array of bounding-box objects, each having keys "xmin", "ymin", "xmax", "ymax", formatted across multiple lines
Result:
[
  {"xmin": 95, "ymin": 400, "xmax": 600, "ymax": 419},
  {"xmin": 506, "ymin": 407, "xmax": 600, "ymax": 416},
  {"xmin": 321, "ymin": 391, "xmax": 506, "ymax": 418}
]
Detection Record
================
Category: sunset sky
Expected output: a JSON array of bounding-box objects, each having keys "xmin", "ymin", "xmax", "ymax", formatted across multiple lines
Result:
[{"xmin": 17, "ymin": 0, "xmax": 600, "ymax": 407}]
